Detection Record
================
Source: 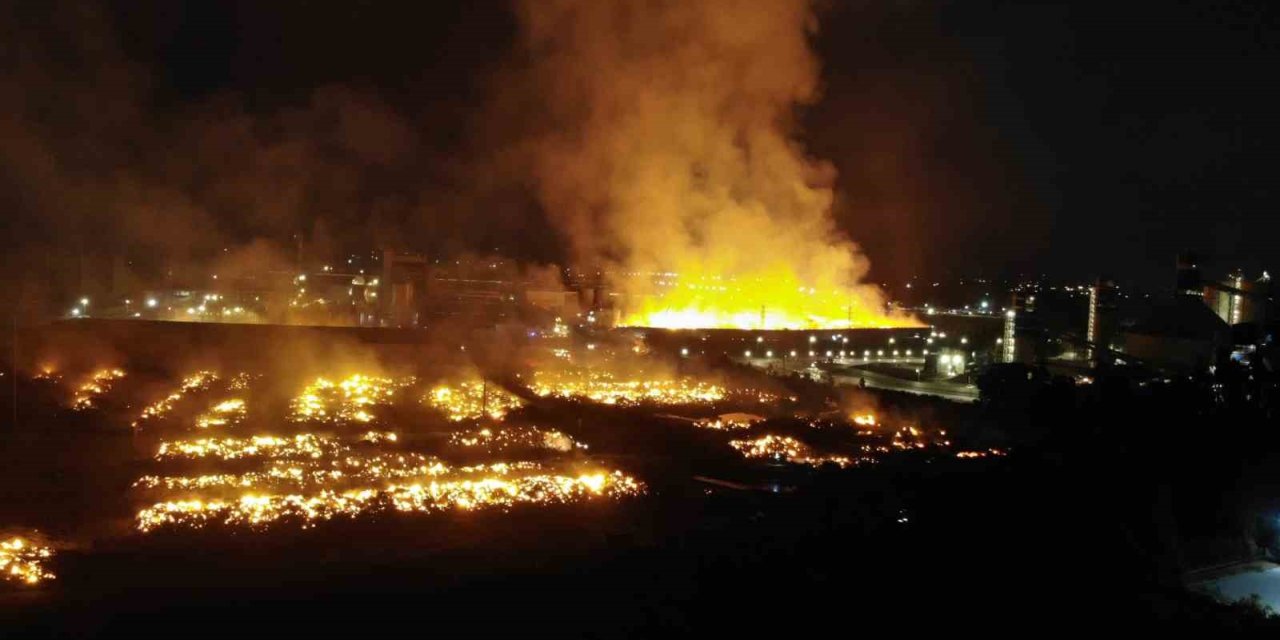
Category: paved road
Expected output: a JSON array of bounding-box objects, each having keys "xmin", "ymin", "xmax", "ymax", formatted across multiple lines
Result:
[{"xmin": 831, "ymin": 368, "xmax": 979, "ymax": 403}]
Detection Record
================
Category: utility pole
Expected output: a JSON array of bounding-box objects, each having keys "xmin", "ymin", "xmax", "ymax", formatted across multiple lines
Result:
[
  {"xmin": 11, "ymin": 314, "xmax": 17, "ymax": 430},
  {"xmin": 481, "ymin": 378, "xmax": 489, "ymax": 419}
]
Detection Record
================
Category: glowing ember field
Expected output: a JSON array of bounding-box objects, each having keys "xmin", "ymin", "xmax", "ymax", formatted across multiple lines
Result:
[
  {"xmin": 115, "ymin": 371, "xmax": 650, "ymax": 532},
  {"xmin": 0, "ymin": 537, "xmax": 55, "ymax": 585},
  {"xmin": 0, "ymin": 358, "xmax": 997, "ymax": 592}
]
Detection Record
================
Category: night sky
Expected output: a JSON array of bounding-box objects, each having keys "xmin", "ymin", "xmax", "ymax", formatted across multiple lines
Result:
[{"xmin": 3, "ymin": 0, "xmax": 1277, "ymax": 293}]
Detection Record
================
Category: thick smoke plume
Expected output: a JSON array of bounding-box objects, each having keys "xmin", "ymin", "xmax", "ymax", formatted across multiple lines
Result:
[
  {"xmin": 0, "ymin": 1, "xmax": 531, "ymax": 319},
  {"xmin": 512, "ymin": 0, "xmax": 914, "ymax": 329}
]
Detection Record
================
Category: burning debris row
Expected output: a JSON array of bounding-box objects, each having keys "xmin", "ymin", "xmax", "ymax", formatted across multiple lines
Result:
[
  {"xmin": 427, "ymin": 380, "xmax": 525, "ymax": 422},
  {"xmin": 955, "ymin": 449, "xmax": 1007, "ymax": 459},
  {"xmin": 153, "ymin": 432, "xmax": 397, "ymax": 462},
  {"xmin": 71, "ymin": 368, "xmax": 127, "ymax": 411},
  {"xmin": 134, "ymin": 457, "xmax": 543, "ymax": 493},
  {"xmin": 135, "ymin": 472, "xmax": 643, "ymax": 532},
  {"xmin": 512, "ymin": 365, "xmax": 972, "ymax": 469},
  {"xmin": 686, "ymin": 408, "xmax": 996, "ymax": 469},
  {"xmin": 189, "ymin": 372, "xmax": 262, "ymax": 430},
  {"xmin": 289, "ymin": 374, "xmax": 415, "ymax": 424},
  {"xmin": 132, "ymin": 371, "xmax": 219, "ymax": 427},
  {"xmin": 728, "ymin": 434, "xmax": 866, "ymax": 468},
  {"xmin": 528, "ymin": 369, "xmax": 727, "ymax": 406},
  {"xmin": 0, "ymin": 536, "xmax": 55, "ymax": 586},
  {"xmin": 195, "ymin": 398, "xmax": 248, "ymax": 430}
]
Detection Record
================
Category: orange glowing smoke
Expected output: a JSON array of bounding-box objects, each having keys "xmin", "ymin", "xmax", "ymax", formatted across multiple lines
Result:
[{"xmin": 515, "ymin": 0, "xmax": 917, "ymax": 330}]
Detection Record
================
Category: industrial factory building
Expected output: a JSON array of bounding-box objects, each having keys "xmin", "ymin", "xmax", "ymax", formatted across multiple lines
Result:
[{"xmin": 1119, "ymin": 254, "xmax": 1273, "ymax": 372}]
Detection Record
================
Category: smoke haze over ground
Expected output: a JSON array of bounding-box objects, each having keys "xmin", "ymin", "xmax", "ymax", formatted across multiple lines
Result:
[
  {"xmin": 506, "ymin": 0, "xmax": 912, "ymax": 328},
  {"xmin": 3, "ymin": 0, "xmax": 1276, "ymax": 318}
]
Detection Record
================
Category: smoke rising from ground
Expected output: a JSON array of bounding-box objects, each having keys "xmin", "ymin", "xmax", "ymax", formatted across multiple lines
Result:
[
  {"xmin": 509, "ymin": 0, "xmax": 906, "ymax": 327},
  {"xmin": 0, "ymin": 0, "xmax": 940, "ymax": 326}
]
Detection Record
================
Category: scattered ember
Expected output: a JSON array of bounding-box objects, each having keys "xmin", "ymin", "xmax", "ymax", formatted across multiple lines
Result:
[
  {"xmin": 693, "ymin": 413, "xmax": 761, "ymax": 430},
  {"xmin": 228, "ymin": 372, "xmax": 255, "ymax": 391},
  {"xmin": 956, "ymin": 448, "xmax": 1007, "ymax": 459}
]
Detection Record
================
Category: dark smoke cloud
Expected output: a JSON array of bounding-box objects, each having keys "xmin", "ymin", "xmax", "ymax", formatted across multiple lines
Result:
[{"xmin": 0, "ymin": 1, "xmax": 552, "ymax": 318}]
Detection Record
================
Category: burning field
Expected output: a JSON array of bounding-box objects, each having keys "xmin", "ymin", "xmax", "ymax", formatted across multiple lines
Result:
[
  {"xmin": 0, "ymin": 333, "xmax": 1000, "ymax": 599},
  {"xmin": 123, "ymin": 372, "xmax": 645, "ymax": 532}
]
